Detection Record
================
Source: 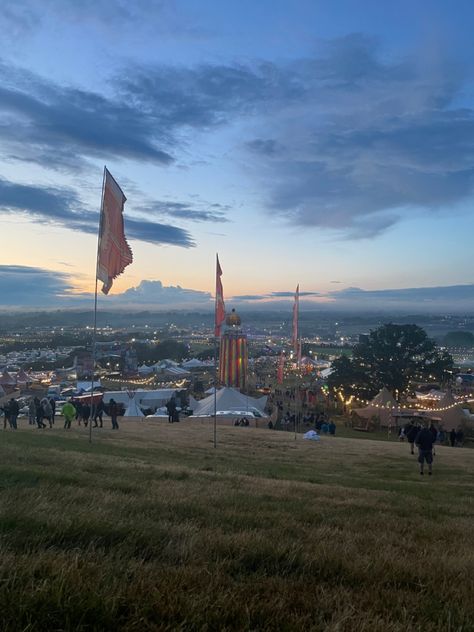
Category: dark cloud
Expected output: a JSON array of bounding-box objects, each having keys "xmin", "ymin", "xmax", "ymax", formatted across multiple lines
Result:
[
  {"xmin": 0, "ymin": 178, "xmax": 194, "ymax": 247},
  {"xmin": 240, "ymin": 35, "xmax": 474, "ymax": 237},
  {"xmin": 0, "ymin": 63, "xmax": 173, "ymax": 169},
  {"xmin": 331, "ymin": 285, "xmax": 474, "ymax": 303},
  {"xmin": 136, "ymin": 201, "xmax": 229, "ymax": 223},
  {"xmin": 0, "ymin": 34, "xmax": 473, "ymax": 239},
  {"xmin": 270, "ymin": 291, "xmax": 321, "ymax": 298},
  {"xmin": 0, "ymin": 265, "xmax": 73, "ymax": 306}
]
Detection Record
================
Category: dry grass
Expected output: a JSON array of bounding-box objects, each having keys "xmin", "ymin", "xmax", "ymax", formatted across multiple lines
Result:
[{"xmin": 1, "ymin": 420, "xmax": 473, "ymax": 631}]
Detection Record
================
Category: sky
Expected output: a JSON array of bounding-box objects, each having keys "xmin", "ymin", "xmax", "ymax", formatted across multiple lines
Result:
[{"xmin": 0, "ymin": 0, "xmax": 473, "ymax": 312}]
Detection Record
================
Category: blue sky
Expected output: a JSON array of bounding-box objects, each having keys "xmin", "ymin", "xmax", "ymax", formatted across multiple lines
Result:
[{"xmin": 0, "ymin": 0, "xmax": 473, "ymax": 312}]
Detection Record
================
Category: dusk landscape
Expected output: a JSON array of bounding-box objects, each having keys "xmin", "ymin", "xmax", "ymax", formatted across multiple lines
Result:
[{"xmin": 0, "ymin": 2, "xmax": 473, "ymax": 631}]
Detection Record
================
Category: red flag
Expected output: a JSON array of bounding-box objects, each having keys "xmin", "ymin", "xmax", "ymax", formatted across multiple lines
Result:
[
  {"xmin": 277, "ymin": 352, "xmax": 285, "ymax": 384},
  {"xmin": 97, "ymin": 168, "xmax": 133, "ymax": 295},
  {"xmin": 215, "ymin": 254, "xmax": 225, "ymax": 337},
  {"xmin": 292, "ymin": 284, "xmax": 299, "ymax": 353}
]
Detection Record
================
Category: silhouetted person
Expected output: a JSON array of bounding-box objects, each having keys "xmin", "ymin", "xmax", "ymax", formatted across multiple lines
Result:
[
  {"xmin": 108, "ymin": 399, "xmax": 120, "ymax": 430},
  {"xmin": 415, "ymin": 424, "xmax": 435, "ymax": 476},
  {"xmin": 449, "ymin": 428, "xmax": 456, "ymax": 447}
]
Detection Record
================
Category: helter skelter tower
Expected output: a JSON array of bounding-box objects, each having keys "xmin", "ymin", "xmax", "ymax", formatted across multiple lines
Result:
[{"xmin": 218, "ymin": 308, "xmax": 248, "ymax": 390}]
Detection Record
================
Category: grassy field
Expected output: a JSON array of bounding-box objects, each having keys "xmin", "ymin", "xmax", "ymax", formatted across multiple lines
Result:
[{"xmin": 1, "ymin": 421, "xmax": 473, "ymax": 631}]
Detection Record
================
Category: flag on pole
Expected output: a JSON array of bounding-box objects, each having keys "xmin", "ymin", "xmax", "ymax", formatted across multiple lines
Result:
[
  {"xmin": 292, "ymin": 284, "xmax": 299, "ymax": 353},
  {"xmin": 277, "ymin": 352, "xmax": 285, "ymax": 384},
  {"xmin": 97, "ymin": 168, "xmax": 133, "ymax": 295},
  {"xmin": 215, "ymin": 254, "xmax": 225, "ymax": 337}
]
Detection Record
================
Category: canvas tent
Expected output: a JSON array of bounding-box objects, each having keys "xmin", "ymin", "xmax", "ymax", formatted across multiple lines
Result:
[
  {"xmin": 123, "ymin": 392, "xmax": 145, "ymax": 417},
  {"xmin": 352, "ymin": 387, "xmax": 399, "ymax": 427},
  {"xmin": 103, "ymin": 389, "xmax": 180, "ymax": 411},
  {"xmin": 189, "ymin": 387, "xmax": 268, "ymax": 418}
]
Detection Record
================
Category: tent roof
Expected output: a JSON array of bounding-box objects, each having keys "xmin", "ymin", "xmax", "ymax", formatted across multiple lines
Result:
[
  {"xmin": 370, "ymin": 387, "xmax": 397, "ymax": 407},
  {"xmin": 190, "ymin": 387, "xmax": 267, "ymax": 417},
  {"xmin": 182, "ymin": 358, "xmax": 206, "ymax": 368},
  {"xmin": 0, "ymin": 371, "xmax": 16, "ymax": 385}
]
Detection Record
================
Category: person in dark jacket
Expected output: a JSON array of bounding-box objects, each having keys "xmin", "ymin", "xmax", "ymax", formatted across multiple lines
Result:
[
  {"xmin": 93, "ymin": 400, "xmax": 104, "ymax": 428},
  {"xmin": 406, "ymin": 422, "xmax": 419, "ymax": 455},
  {"xmin": 82, "ymin": 403, "xmax": 91, "ymax": 427},
  {"xmin": 449, "ymin": 428, "xmax": 456, "ymax": 447},
  {"xmin": 8, "ymin": 398, "xmax": 19, "ymax": 430},
  {"xmin": 34, "ymin": 397, "xmax": 46, "ymax": 428},
  {"xmin": 415, "ymin": 425, "xmax": 435, "ymax": 475},
  {"xmin": 108, "ymin": 399, "xmax": 120, "ymax": 430},
  {"xmin": 429, "ymin": 423, "xmax": 438, "ymax": 455}
]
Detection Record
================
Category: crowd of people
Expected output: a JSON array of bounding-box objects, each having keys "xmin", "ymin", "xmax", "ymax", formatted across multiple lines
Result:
[{"xmin": 0, "ymin": 396, "xmax": 122, "ymax": 430}]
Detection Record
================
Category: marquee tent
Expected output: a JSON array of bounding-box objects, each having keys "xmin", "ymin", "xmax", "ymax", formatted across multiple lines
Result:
[{"xmin": 189, "ymin": 387, "xmax": 268, "ymax": 418}]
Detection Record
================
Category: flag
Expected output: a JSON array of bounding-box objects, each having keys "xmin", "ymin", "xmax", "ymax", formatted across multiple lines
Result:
[
  {"xmin": 277, "ymin": 352, "xmax": 285, "ymax": 384},
  {"xmin": 97, "ymin": 168, "xmax": 133, "ymax": 295},
  {"xmin": 215, "ymin": 254, "xmax": 225, "ymax": 337},
  {"xmin": 292, "ymin": 284, "xmax": 299, "ymax": 353}
]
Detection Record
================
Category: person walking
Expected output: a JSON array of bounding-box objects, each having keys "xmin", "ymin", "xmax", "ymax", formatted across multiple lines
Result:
[
  {"xmin": 449, "ymin": 428, "xmax": 456, "ymax": 447},
  {"xmin": 28, "ymin": 399, "xmax": 36, "ymax": 425},
  {"xmin": 8, "ymin": 398, "xmax": 19, "ymax": 430},
  {"xmin": 406, "ymin": 422, "xmax": 419, "ymax": 455},
  {"xmin": 82, "ymin": 403, "xmax": 91, "ymax": 427},
  {"xmin": 108, "ymin": 399, "xmax": 120, "ymax": 430},
  {"xmin": 40, "ymin": 397, "xmax": 53, "ymax": 428},
  {"xmin": 2, "ymin": 400, "xmax": 11, "ymax": 429},
  {"xmin": 93, "ymin": 400, "xmax": 104, "ymax": 428},
  {"xmin": 62, "ymin": 401, "xmax": 76, "ymax": 430},
  {"xmin": 415, "ymin": 424, "xmax": 435, "ymax": 476},
  {"xmin": 49, "ymin": 397, "xmax": 56, "ymax": 425},
  {"xmin": 34, "ymin": 397, "xmax": 46, "ymax": 428},
  {"xmin": 429, "ymin": 423, "xmax": 438, "ymax": 456}
]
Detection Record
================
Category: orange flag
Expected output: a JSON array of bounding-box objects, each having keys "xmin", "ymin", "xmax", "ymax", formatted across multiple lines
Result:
[
  {"xmin": 215, "ymin": 254, "xmax": 225, "ymax": 336},
  {"xmin": 97, "ymin": 168, "xmax": 133, "ymax": 295}
]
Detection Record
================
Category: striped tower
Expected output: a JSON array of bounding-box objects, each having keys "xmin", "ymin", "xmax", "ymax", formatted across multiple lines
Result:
[{"xmin": 218, "ymin": 309, "xmax": 248, "ymax": 390}]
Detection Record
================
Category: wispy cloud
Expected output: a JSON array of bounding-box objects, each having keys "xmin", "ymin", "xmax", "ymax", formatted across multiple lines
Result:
[
  {"xmin": 0, "ymin": 178, "xmax": 194, "ymax": 247},
  {"xmin": 1, "ymin": 34, "xmax": 473, "ymax": 239}
]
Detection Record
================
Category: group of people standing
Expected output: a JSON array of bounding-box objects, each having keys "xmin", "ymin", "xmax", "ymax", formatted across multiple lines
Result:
[
  {"xmin": 401, "ymin": 420, "xmax": 466, "ymax": 476},
  {"xmin": 1, "ymin": 396, "xmax": 121, "ymax": 430}
]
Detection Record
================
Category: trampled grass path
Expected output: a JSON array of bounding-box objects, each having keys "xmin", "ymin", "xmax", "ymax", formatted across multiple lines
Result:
[{"xmin": 1, "ymin": 421, "xmax": 473, "ymax": 631}]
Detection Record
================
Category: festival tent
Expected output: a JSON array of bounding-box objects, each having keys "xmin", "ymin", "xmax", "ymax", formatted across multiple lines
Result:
[
  {"xmin": 189, "ymin": 387, "xmax": 268, "ymax": 418},
  {"xmin": 351, "ymin": 387, "xmax": 399, "ymax": 427},
  {"xmin": 0, "ymin": 371, "xmax": 16, "ymax": 386},
  {"xmin": 123, "ymin": 392, "xmax": 145, "ymax": 417},
  {"xmin": 182, "ymin": 358, "xmax": 207, "ymax": 369},
  {"xmin": 103, "ymin": 389, "xmax": 179, "ymax": 410},
  {"xmin": 137, "ymin": 364, "xmax": 154, "ymax": 375},
  {"xmin": 15, "ymin": 370, "xmax": 33, "ymax": 386},
  {"xmin": 435, "ymin": 390, "xmax": 467, "ymax": 431}
]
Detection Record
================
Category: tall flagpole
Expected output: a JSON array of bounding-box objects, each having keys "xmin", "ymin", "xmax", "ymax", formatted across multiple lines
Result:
[
  {"xmin": 214, "ymin": 254, "xmax": 225, "ymax": 449},
  {"xmin": 213, "ymin": 336, "xmax": 217, "ymax": 449},
  {"xmin": 89, "ymin": 167, "xmax": 107, "ymax": 444}
]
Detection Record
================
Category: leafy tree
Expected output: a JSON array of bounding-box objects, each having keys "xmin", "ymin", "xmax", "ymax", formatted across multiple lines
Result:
[
  {"xmin": 328, "ymin": 323, "xmax": 454, "ymax": 399},
  {"xmin": 443, "ymin": 331, "xmax": 474, "ymax": 348}
]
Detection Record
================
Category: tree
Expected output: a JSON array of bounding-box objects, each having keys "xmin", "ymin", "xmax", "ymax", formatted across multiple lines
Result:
[
  {"xmin": 328, "ymin": 323, "xmax": 453, "ymax": 399},
  {"xmin": 443, "ymin": 331, "xmax": 474, "ymax": 349}
]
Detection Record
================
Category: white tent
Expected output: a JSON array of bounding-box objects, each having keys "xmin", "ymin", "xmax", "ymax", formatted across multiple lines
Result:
[
  {"xmin": 182, "ymin": 358, "xmax": 207, "ymax": 369},
  {"xmin": 138, "ymin": 364, "xmax": 154, "ymax": 375},
  {"xmin": 189, "ymin": 387, "xmax": 268, "ymax": 418},
  {"xmin": 123, "ymin": 392, "xmax": 144, "ymax": 417},
  {"xmin": 103, "ymin": 389, "xmax": 178, "ymax": 410}
]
